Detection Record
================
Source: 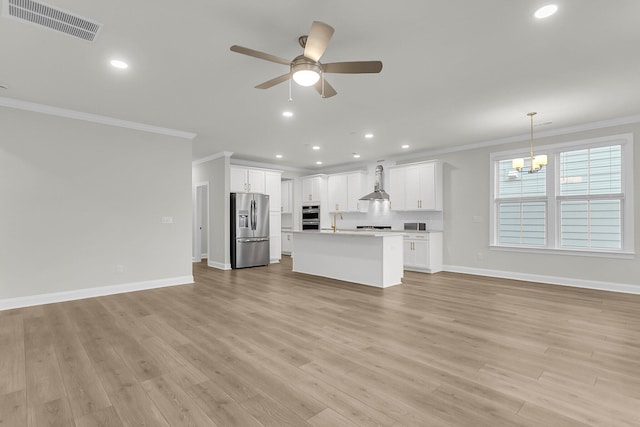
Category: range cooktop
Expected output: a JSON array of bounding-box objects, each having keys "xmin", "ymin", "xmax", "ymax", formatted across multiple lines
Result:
[{"xmin": 356, "ymin": 225, "xmax": 392, "ymax": 230}]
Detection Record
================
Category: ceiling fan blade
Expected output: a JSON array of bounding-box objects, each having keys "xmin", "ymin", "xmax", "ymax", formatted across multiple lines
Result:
[
  {"xmin": 314, "ymin": 78, "xmax": 337, "ymax": 98},
  {"xmin": 255, "ymin": 73, "xmax": 291, "ymax": 89},
  {"xmin": 304, "ymin": 21, "xmax": 334, "ymax": 62},
  {"xmin": 323, "ymin": 61, "xmax": 383, "ymax": 74},
  {"xmin": 230, "ymin": 45, "xmax": 290, "ymax": 66}
]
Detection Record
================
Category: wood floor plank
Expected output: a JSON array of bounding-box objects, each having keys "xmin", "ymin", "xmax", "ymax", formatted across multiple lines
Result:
[
  {"xmin": 187, "ymin": 380, "xmax": 263, "ymax": 427},
  {"xmin": 2, "ymin": 256, "xmax": 640, "ymax": 426},
  {"xmin": 108, "ymin": 383, "xmax": 170, "ymax": 427},
  {"xmin": 0, "ymin": 389, "xmax": 27, "ymax": 426},
  {"xmin": 27, "ymin": 397, "xmax": 75, "ymax": 427},
  {"xmin": 0, "ymin": 313, "xmax": 25, "ymax": 395},
  {"xmin": 141, "ymin": 375, "xmax": 217, "ymax": 426},
  {"xmin": 75, "ymin": 406, "xmax": 124, "ymax": 427}
]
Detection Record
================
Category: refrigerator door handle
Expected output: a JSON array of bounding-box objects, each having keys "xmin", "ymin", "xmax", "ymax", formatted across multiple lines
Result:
[{"xmin": 251, "ymin": 199, "xmax": 256, "ymax": 230}]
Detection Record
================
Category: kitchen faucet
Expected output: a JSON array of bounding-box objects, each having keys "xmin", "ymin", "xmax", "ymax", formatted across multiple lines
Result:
[{"xmin": 332, "ymin": 211, "xmax": 343, "ymax": 232}]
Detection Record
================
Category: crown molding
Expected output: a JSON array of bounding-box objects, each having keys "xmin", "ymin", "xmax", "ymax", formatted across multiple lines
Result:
[
  {"xmin": 192, "ymin": 151, "xmax": 234, "ymax": 166},
  {"xmin": 0, "ymin": 96, "xmax": 197, "ymax": 140},
  {"xmin": 393, "ymin": 113, "xmax": 640, "ymax": 164}
]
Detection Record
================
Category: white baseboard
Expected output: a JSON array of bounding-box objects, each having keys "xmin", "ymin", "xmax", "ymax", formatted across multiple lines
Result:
[
  {"xmin": 443, "ymin": 265, "xmax": 640, "ymax": 295},
  {"xmin": 208, "ymin": 260, "xmax": 231, "ymax": 270},
  {"xmin": 0, "ymin": 276, "xmax": 194, "ymax": 311}
]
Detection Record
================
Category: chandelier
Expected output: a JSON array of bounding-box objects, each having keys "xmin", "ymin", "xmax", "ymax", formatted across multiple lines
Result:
[{"xmin": 512, "ymin": 112, "xmax": 547, "ymax": 173}]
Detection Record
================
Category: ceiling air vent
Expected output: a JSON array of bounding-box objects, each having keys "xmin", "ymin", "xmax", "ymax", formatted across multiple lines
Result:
[{"xmin": 2, "ymin": 0, "xmax": 101, "ymax": 42}]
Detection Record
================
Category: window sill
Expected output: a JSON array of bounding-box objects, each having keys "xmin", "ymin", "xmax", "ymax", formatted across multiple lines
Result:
[{"xmin": 489, "ymin": 245, "xmax": 635, "ymax": 260}]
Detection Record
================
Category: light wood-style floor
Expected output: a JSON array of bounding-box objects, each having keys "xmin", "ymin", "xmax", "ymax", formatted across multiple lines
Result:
[{"xmin": 2, "ymin": 257, "xmax": 639, "ymax": 426}]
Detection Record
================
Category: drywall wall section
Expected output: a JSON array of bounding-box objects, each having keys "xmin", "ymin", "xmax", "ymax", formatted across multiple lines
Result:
[{"xmin": 0, "ymin": 107, "xmax": 193, "ymax": 306}]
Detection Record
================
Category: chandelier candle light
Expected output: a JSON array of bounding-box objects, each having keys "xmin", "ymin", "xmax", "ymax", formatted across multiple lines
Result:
[{"xmin": 512, "ymin": 112, "xmax": 547, "ymax": 173}]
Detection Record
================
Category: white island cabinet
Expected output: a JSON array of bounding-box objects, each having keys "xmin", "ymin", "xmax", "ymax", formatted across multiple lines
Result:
[{"xmin": 291, "ymin": 230, "xmax": 404, "ymax": 288}]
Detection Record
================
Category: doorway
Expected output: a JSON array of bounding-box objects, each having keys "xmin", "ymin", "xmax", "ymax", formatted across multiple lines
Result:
[{"xmin": 194, "ymin": 182, "xmax": 209, "ymax": 262}]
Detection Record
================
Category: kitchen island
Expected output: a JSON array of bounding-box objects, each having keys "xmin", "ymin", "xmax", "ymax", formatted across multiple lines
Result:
[{"xmin": 291, "ymin": 230, "xmax": 405, "ymax": 288}]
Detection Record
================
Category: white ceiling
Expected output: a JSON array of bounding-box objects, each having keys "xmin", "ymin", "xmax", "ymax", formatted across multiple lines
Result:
[{"xmin": 2, "ymin": 0, "xmax": 640, "ymax": 170}]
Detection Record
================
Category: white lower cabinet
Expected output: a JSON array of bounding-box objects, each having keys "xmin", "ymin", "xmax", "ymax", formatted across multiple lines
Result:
[
  {"xmin": 403, "ymin": 232, "xmax": 442, "ymax": 273},
  {"xmin": 281, "ymin": 231, "xmax": 293, "ymax": 255}
]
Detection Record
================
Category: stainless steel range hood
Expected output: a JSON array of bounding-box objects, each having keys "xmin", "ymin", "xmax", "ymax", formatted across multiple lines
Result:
[{"xmin": 359, "ymin": 165, "xmax": 390, "ymax": 201}]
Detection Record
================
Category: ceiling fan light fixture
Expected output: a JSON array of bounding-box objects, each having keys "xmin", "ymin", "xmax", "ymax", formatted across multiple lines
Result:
[
  {"xmin": 293, "ymin": 69, "xmax": 320, "ymax": 86},
  {"xmin": 291, "ymin": 56, "xmax": 321, "ymax": 87}
]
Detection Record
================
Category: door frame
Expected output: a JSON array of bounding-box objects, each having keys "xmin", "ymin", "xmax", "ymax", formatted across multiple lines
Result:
[{"xmin": 193, "ymin": 181, "xmax": 210, "ymax": 263}]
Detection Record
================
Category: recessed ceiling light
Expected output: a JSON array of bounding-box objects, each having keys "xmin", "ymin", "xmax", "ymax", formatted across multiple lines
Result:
[
  {"xmin": 110, "ymin": 59, "xmax": 128, "ymax": 69},
  {"xmin": 312, "ymin": 145, "xmax": 320, "ymax": 150},
  {"xmin": 353, "ymin": 154, "xmax": 361, "ymax": 158},
  {"xmin": 316, "ymin": 161, "xmax": 323, "ymax": 165},
  {"xmin": 534, "ymin": 4, "xmax": 558, "ymax": 19},
  {"xmin": 275, "ymin": 154, "xmax": 283, "ymax": 159},
  {"xmin": 364, "ymin": 133, "xmax": 374, "ymax": 139},
  {"xmin": 282, "ymin": 111, "xmax": 293, "ymax": 118},
  {"xmin": 401, "ymin": 144, "xmax": 410, "ymax": 149}
]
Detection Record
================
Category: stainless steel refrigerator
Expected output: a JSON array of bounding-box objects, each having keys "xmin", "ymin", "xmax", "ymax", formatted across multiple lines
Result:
[{"xmin": 230, "ymin": 192, "xmax": 270, "ymax": 269}]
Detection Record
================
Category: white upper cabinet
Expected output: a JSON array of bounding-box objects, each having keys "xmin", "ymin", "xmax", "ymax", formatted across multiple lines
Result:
[
  {"xmin": 389, "ymin": 161, "xmax": 442, "ymax": 211},
  {"xmin": 281, "ymin": 180, "xmax": 293, "ymax": 213},
  {"xmin": 230, "ymin": 165, "xmax": 266, "ymax": 194},
  {"xmin": 265, "ymin": 171, "xmax": 281, "ymax": 212},
  {"xmin": 347, "ymin": 172, "xmax": 368, "ymax": 212},
  {"xmin": 230, "ymin": 166, "xmax": 281, "ymax": 211},
  {"xmin": 327, "ymin": 171, "xmax": 368, "ymax": 212},
  {"xmin": 389, "ymin": 167, "xmax": 406, "ymax": 210},
  {"xmin": 301, "ymin": 175, "xmax": 324, "ymax": 202},
  {"xmin": 328, "ymin": 174, "xmax": 348, "ymax": 212}
]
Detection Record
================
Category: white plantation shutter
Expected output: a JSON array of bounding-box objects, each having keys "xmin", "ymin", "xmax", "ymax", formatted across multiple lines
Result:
[
  {"xmin": 496, "ymin": 159, "xmax": 546, "ymax": 246},
  {"xmin": 558, "ymin": 145, "xmax": 622, "ymax": 250}
]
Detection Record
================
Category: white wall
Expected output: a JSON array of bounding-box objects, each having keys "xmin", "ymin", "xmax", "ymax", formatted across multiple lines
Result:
[{"xmin": 0, "ymin": 108, "xmax": 193, "ymax": 305}]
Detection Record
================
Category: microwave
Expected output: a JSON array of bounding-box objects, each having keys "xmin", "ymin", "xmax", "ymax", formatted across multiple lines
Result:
[{"xmin": 404, "ymin": 222, "xmax": 426, "ymax": 231}]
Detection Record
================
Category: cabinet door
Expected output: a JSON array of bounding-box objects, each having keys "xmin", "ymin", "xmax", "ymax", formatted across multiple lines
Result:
[
  {"xmin": 247, "ymin": 169, "xmax": 266, "ymax": 194},
  {"xmin": 404, "ymin": 166, "xmax": 422, "ymax": 209},
  {"xmin": 265, "ymin": 171, "xmax": 281, "ymax": 212},
  {"xmin": 417, "ymin": 162, "xmax": 436, "ymax": 210},
  {"xmin": 403, "ymin": 239, "xmax": 415, "ymax": 266},
  {"xmin": 281, "ymin": 232, "xmax": 293, "ymax": 254},
  {"xmin": 328, "ymin": 174, "xmax": 348, "ymax": 212},
  {"xmin": 301, "ymin": 178, "xmax": 313, "ymax": 202},
  {"xmin": 389, "ymin": 168, "xmax": 406, "ymax": 210},
  {"xmin": 269, "ymin": 212, "xmax": 281, "ymax": 262},
  {"xmin": 346, "ymin": 172, "xmax": 366, "ymax": 212},
  {"xmin": 302, "ymin": 177, "xmax": 322, "ymax": 202},
  {"xmin": 230, "ymin": 166, "xmax": 248, "ymax": 193},
  {"xmin": 281, "ymin": 180, "xmax": 292, "ymax": 213},
  {"xmin": 412, "ymin": 239, "xmax": 430, "ymax": 269}
]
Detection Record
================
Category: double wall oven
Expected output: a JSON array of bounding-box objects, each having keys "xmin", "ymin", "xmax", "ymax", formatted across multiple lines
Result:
[{"xmin": 301, "ymin": 204, "xmax": 320, "ymax": 230}]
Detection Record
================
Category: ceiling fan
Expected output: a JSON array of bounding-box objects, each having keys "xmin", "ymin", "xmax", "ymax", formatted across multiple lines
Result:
[{"xmin": 230, "ymin": 21, "xmax": 383, "ymax": 98}]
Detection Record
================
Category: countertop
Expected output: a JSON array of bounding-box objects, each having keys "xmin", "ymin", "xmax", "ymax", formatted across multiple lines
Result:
[{"xmin": 292, "ymin": 230, "xmax": 407, "ymax": 237}]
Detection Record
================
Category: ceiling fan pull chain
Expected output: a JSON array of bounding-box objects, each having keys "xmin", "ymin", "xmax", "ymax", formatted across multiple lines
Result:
[
  {"xmin": 321, "ymin": 72, "xmax": 325, "ymax": 98},
  {"xmin": 288, "ymin": 77, "xmax": 293, "ymax": 102}
]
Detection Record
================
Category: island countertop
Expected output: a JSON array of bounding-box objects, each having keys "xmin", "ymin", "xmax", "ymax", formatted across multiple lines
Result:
[{"xmin": 292, "ymin": 230, "xmax": 407, "ymax": 237}]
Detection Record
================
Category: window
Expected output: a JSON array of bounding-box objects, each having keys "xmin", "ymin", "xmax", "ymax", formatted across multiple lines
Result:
[{"xmin": 490, "ymin": 134, "xmax": 634, "ymax": 256}]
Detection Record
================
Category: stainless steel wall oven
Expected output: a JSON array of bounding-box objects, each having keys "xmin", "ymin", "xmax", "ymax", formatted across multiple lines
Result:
[{"xmin": 301, "ymin": 204, "xmax": 320, "ymax": 230}]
